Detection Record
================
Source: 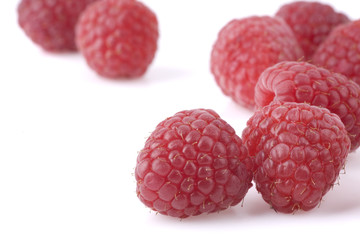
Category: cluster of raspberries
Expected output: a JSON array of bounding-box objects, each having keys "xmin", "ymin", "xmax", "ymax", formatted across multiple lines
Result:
[
  {"xmin": 135, "ymin": 1, "xmax": 360, "ymax": 218},
  {"xmin": 18, "ymin": 0, "xmax": 159, "ymax": 78},
  {"xmin": 18, "ymin": 1, "xmax": 360, "ymax": 218}
]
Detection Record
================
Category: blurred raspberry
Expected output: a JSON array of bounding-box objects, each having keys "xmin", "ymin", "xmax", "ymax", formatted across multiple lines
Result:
[
  {"xmin": 276, "ymin": 1, "xmax": 349, "ymax": 60},
  {"xmin": 210, "ymin": 16, "xmax": 303, "ymax": 109},
  {"xmin": 18, "ymin": 0, "xmax": 99, "ymax": 51},
  {"xmin": 313, "ymin": 20, "xmax": 360, "ymax": 86},
  {"xmin": 76, "ymin": 0, "xmax": 159, "ymax": 78}
]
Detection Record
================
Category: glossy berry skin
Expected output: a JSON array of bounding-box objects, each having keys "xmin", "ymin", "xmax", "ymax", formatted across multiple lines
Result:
[
  {"xmin": 135, "ymin": 109, "xmax": 253, "ymax": 218},
  {"xmin": 276, "ymin": 1, "xmax": 349, "ymax": 60},
  {"xmin": 242, "ymin": 102, "xmax": 350, "ymax": 213},
  {"xmin": 255, "ymin": 61, "xmax": 360, "ymax": 151},
  {"xmin": 210, "ymin": 16, "xmax": 303, "ymax": 109},
  {"xmin": 18, "ymin": 0, "xmax": 99, "ymax": 51},
  {"xmin": 313, "ymin": 20, "xmax": 360, "ymax": 86},
  {"xmin": 76, "ymin": 0, "xmax": 159, "ymax": 78}
]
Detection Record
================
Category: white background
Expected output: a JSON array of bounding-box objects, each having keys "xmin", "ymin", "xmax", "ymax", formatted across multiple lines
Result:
[{"xmin": 1, "ymin": 0, "xmax": 359, "ymax": 239}]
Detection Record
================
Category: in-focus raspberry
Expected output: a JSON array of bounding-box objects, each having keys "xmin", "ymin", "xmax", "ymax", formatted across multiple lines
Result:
[
  {"xmin": 313, "ymin": 20, "xmax": 360, "ymax": 86},
  {"xmin": 76, "ymin": 0, "xmax": 159, "ymax": 78},
  {"xmin": 276, "ymin": 1, "xmax": 349, "ymax": 60},
  {"xmin": 255, "ymin": 61, "xmax": 360, "ymax": 151},
  {"xmin": 135, "ymin": 109, "xmax": 253, "ymax": 218},
  {"xmin": 242, "ymin": 101, "xmax": 350, "ymax": 213},
  {"xmin": 18, "ymin": 0, "xmax": 99, "ymax": 51},
  {"xmin": 210, "ymin": 16, "xmax": 303, "ymax": 109}
]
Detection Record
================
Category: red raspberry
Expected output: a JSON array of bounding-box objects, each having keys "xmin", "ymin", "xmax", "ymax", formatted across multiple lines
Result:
[
  {"xmin": 76, "ymin": 0, "xmax": 159, "ymax": 78},
  {"xmin": 135, "ymin": 109, "xmax": 253, "ymax": 218},
  {"xmin": 313, "ymin": 20, "xmax": 360, "ymax": 86},
  {"xmin": 242, "ymin": 101, "xmax": 350, "ymax": 213},
  {"xmin": 255, "ymin": 61, "xmax": 360, "ymax": 151},
  {"xmin": 276, "ymin": 1, "xmax": 349, "ymax": 60},
  {"xmin": 210, "ymin": 16, "xmax": 303, "ymax": 109},
  {"xmin": 18, "ymin": 0, "xmax": 99, "ymax": 52}
]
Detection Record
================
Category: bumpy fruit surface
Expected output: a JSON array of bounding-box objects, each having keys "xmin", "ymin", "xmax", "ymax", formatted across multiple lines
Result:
[
  {"xmin": 135, "ymin": 109, "xmax": 253, "ymax": 218},
  {"xmin": 18, "ymin": 0, "xmax": 98, "ymax": 51},
  {"xmin": 210, "ymin": 16, "xmax": 303, "ymax": 109},
  {"xmin": 255, "ymin": 61, "xmax": 360, "ymax": 151},
  {"xmin": 76, "ymin": 0, "xmax": 159, "ymax": 78},
  {"xmin": 276, "ymin": 1, "xmax": 349, "ymax": 60},
  {"xmin": 313, "ymin": 20, "xmax": 360, "ymax": 86},
  {"xmin": 242, "ymin": 101, "xmax": 350, "ymax": 213}
]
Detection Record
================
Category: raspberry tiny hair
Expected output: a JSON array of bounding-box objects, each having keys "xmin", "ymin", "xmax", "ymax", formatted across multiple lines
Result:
[
  {"xmin": 135, "ymin": 109, "xmax": 253, "ymax": 218},
  {"xmin": 210, "ymin": 16, "xmax": 304, "ymax": 109},
  {"xmin": 18, "ymin": 0, "xmax": 99, "ymax": 51},
  {"xmin": 76, "ymin": 0, "xmax": 159, "ymax": 78},
  {"xmin": 242, "ymin": 101, "xmax": 350, "ymax": 213},
  {"xmin": 313, "ymin": 20, "xmax": 360, "ymax": 86},
  {"xmin": 276, "ymin": 1, "xmax": 349, "ymax": 60},
  {"xmin": 255, "ymin": 61, "xmax": 360, "ymax": 152}
]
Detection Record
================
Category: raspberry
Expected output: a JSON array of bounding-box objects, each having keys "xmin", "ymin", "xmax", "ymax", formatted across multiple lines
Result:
[
  {"xmin": 313, "ymin": 20, "xmax": 360, "ymax": 86},
  {"xmin": 276, "ymin": 1, "xmax": 349, "ymax": 60},
  {"xmin": 242, "ymin": 101, "xmax": 350, "ymax": 213},
  {"xmin": 18, "ymin": 0, "xmax": 99, "ymax": 52},
  {"xmin": 76, "ymin": 0, "xmax": 159, "ymax": 78},
  {"xmin": 255, "ymin": 61, "xmax": 360, "ymax": 151},
  {"xmin": 210, "ymin": 16, "xmax": 303, "ymax": 109},
  {"xmin": 135, "ymin": 109, "xmax": 253, "ymax": 218}
]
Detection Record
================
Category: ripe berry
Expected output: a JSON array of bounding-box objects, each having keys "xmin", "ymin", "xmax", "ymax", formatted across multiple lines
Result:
[
  {"xmin": 255, "ymin": 61, "xmax": 360, "ymax": 151},
  {"xmin": 135, "ymin": 109, "xmax": 253, "ymax": 218},
  {"xmin": 276, "ymin": 1, "xmax": 349, "ymax": 60},
  {"xmin": 242, "ymin": 101, "xmax": 350, "ymax": 213},
  {"xmin": 76, "ymin": 0, "xmax": 159, "ymax": 78},
  {"xmin": 313, "ymin": 20, "xmax": 360, "ymax": 86},
  {"xmin": 210, "ymin": 16, "xmax": 303, "ymax": 109},
  {"xmin": 18, "ymin": 0, "xmax": 99, "ymax": 51}
]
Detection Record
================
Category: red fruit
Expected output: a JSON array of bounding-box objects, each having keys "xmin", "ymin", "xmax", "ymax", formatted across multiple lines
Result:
[
  {"xmin": 255, "ymin": 61, "xmax": 360, "ymax": 151},
  {"xmin": 18, "ymin": 0, "xmax": 99, "ymax": 51},
  {"xmin": 210, "ymin": 16, "xmax": 304, "ymax": 109},
  {"xmin": 242, "ymin": 101, "xmax": 350, "ymax": 213},
  {"xmin": 135, "ymin": 109, "xmax": 253, "ymax": 218},
  {"xmin": 313, "ymin": 20, "xmax": 360, "ymax": 86},
  {"xmin": 76, "ymin": 0, "xmax": 158, "ymax": 78},
  {"xmin": 276, "ymin": 1, "xmax": 349, "ymax": 60}
]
